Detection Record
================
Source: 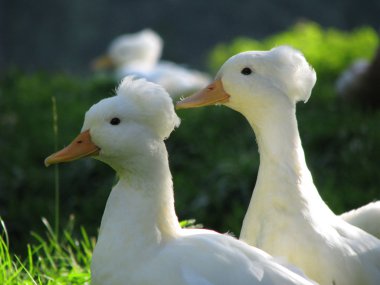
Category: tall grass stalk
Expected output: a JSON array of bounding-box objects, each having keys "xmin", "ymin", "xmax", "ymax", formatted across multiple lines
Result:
[{"xmin": 51, "ymin": 96, "xmax": 60, "ymax": 240}]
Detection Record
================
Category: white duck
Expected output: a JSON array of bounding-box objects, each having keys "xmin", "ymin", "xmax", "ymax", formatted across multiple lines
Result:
[
  {"xmin": 45, "ymin": 77, "xmax": 316, "ymax": 285},
  {"xmin": 177, "ymin": 46, "xmax": 380, "ymax": 285},
  {"xmin": 339, "ymin": 201, "xmax": 380, "ymax": 238},
  {"xmin": 92, "ymin": 29, "xmax": 210, "ymax": 99},
  {"xmin": 176, "ymin": 46, "xmax": 380, "ymax": 239}
]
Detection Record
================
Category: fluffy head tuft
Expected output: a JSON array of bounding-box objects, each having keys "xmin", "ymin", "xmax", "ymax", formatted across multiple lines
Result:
[
  {"xmin": 116, "ymin": 76, "xmax": 180, "ymax": 139},
  {"xmin": 268, "ymin": 46, "xmax": 316, "ymax": 103}
]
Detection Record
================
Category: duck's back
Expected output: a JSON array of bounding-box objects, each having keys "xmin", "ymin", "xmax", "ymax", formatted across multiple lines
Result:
[
  {"xmin": 92, "ymin": 227, "xmax": 316, "ymax": 285},
  {"xmin": 137, "ymin": 229, "xmax": 316, "ymax": 285},
  {"xmin": 245, "ymin": 207, "xmax": 380, "ymax": 285}
]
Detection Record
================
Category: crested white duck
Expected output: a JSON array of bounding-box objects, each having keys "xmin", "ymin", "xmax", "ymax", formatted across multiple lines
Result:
[
  {"xmin": 177, "ymin": 46, "xmax": 380, "ymax": 285},
  {"xmin": 45, "ymin": 77, "xmax": 316, "ymax": 285},
  {"xmin": 92, "ymin": 29, "xmax": 210, "ymax": 99}
]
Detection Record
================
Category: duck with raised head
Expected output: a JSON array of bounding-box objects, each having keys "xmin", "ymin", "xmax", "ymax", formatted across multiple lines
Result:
[
  {"xmin": 45, "ymin": 77, "xmax": 315, "ymax": 285},
  {"xmin": 177, "ymin": 46, "xmax": 380, "ymax": 285}
]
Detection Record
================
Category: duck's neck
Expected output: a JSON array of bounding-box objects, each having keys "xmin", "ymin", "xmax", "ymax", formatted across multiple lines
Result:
[
  {"xmin": 251, "ymin": 103, "xmax": 310, "ymax": 189},
  {"xmin": 238, "ymin": 101, "xmax": 333, "ymax": 243},
  {"xmin": 94, "ymin": 141, "xmax": 181, "ymax": 258}
]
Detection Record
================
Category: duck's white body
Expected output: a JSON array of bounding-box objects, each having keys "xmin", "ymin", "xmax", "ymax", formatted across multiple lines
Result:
[
  {"xmin": 177, "ymin": 46, "xmax": 380, "ymax": 285},
  {"xmin": 94, "ymin": 29, "xmax": 210, "ymax": 98},
  {"xmin": 46, "ymin": 77, "xmax": 314, "ymax": 285},
  {"xmin": 92, "ymin": 157, "xmax": 311, "ymax": 285},
  {"xmin": 116, "ymin": 60, "xmax": 210, "ymax": 99},
  {"xmin": 339, "ymin": 201, "xmax": 380, "ymax": 238},
  {"xmin": 239, "ymin": 100, "xmax": 380, "ymax": 285}
]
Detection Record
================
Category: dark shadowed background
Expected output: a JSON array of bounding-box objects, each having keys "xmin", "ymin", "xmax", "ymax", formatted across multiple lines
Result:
[{"xmin": 1, "ymin": 0, "xmax": 380, "ymax": 73}]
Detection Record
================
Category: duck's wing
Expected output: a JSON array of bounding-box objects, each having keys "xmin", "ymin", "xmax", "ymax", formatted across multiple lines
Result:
[
  {"xmin": 162, "ymin": 229, "xmax": 317, "ymax": 285},
  {"xmin": 340, "ymin": 201, "xmax": 380, "ymax": 238},
  {"xmin": 334, "ymin": 220, "xmax": 380, "ymax": 283}
]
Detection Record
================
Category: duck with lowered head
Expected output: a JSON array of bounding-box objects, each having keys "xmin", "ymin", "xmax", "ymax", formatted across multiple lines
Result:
[{"xmin": 92, "ymin": 29, "xmax": 210, "ymax": 99}]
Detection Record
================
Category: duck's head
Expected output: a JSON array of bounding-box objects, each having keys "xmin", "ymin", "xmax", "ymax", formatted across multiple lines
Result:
[
  {"xmin": 92, "ymin": 29, "xmax": 163, "ymax": 70},
  {"xmin": 177, "ymin": 46, "xmax": 316, "ymax": 114},
  {"xmin": 45, "ymin": 77, "xmax": 180, "ymax": 171}
]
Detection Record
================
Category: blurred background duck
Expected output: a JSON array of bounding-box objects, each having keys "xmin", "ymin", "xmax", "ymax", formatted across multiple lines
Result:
[
  {"xmin": 336, "ymin": 47, "xmax": 380, "ymax": 109},
  {"xmin": 92, "ymin": 29, "xmax": 210, "ymax": 99},
  {"xmin": 177, "ymin": 46, "xmax": 380, "ymax": 285},
  {"xmin": 45, "ymin": 77, "xmax": 315, "ymax": 285}
]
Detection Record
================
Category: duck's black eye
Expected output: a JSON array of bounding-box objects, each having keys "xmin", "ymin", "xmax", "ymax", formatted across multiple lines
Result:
[
  {"xmin": 241, "ymin": 67, "xmax": 252, "ymax": 75},
  {"xmin": 110, "ymin": 118, "xmax": 121, "ymax": 125}
]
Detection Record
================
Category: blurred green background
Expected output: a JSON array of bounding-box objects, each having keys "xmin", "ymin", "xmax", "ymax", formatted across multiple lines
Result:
[{"xmin": 1, "ymin": 0, "xmax": 380, "ymax": 255}]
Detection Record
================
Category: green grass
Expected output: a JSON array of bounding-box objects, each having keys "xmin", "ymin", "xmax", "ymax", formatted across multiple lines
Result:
[{"xmin": 0, "ymin": 217, "xmax": 92, "ymax": 285}]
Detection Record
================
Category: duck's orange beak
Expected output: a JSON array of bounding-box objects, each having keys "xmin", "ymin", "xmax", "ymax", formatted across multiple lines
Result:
[
  {"xmin": 176, "ymin": 79, "xmax": 230, "ymax": 109},
  {"xmin": 91, "ymin": 54, "xmax": 115, "ymax": 70},
  {"xmin": 44, "ymin": 130, "xmax": 100, "ymax": 167}
]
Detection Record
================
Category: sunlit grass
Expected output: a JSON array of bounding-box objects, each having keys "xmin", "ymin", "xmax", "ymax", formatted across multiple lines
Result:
[{"xmin": 0, "ymin": 217, "xmax": 93, "ymax": 285}]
